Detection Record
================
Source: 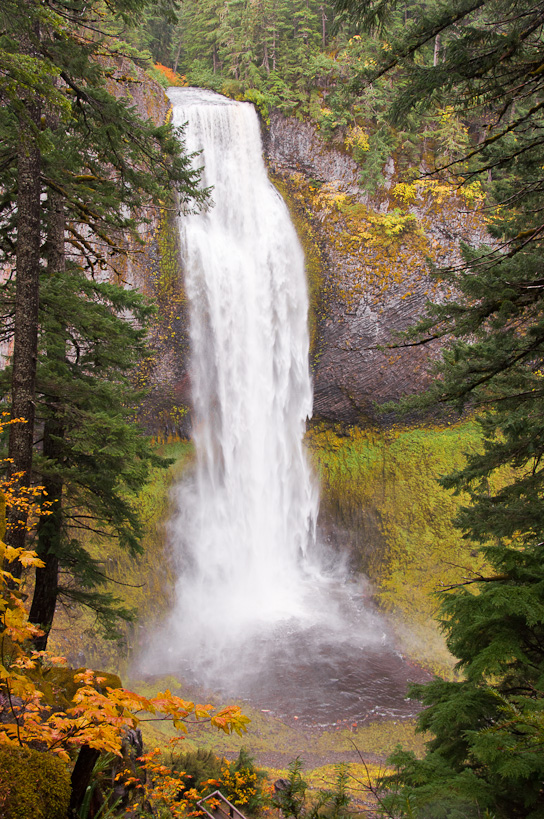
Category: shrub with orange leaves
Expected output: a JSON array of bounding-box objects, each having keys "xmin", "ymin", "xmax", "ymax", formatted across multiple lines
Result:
[
  {"xmin": 113, "ymin": 745, "xmax": 271, "ymax": 819},
  {"xmin": 153, "ymin": 63, "xmax": 187, "ymax": 87},
  {"xmin": 0, "ymin": 478, "xmax": 249, "ymax": 815},
  {"xmin": 1, "ymin": 551, "xmax": 249, "ymax": 754},
  {"xmin": 0, "ymin": 415, "xmax": 51, "ymax": 539}
]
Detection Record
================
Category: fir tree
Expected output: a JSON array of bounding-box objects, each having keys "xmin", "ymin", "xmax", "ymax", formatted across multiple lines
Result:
[
  {"xmin": 25, "ymin": 258, "xmax": 160, "ymax": 647},
  {"xmin": 1, "ymin": 0, "xmax": 203, "ymax": 644},
  {"xmin": 333, "ymin": 0, "xmax": 544, "ymax": 815}
]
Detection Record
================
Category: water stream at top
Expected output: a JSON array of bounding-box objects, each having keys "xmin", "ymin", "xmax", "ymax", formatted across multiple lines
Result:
[{"xmin": 144, "ymin": 88, "xmax": 428, "ymax": 726}]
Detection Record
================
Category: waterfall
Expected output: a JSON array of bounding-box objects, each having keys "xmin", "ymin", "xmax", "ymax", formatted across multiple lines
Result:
[
  {"xmin": 144, "ymin": 89, "xmax": 429, "ymax": 723},
  {"xmin": 164, "ymin": 88, "xmax": 324, "ymax": 683}
]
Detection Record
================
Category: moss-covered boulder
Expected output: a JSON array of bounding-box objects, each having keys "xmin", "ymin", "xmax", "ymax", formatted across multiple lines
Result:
[{"xmin": 0, "ymin": 746, "xmax": 71, "ymax": 819}]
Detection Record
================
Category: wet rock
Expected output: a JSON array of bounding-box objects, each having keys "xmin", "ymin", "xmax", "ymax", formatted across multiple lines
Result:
[{"xmin": 264, "ymin": 111, "xmax": 489, "ymax": 423}]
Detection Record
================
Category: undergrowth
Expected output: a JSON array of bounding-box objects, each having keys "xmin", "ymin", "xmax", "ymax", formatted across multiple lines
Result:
[{"xmin": 47, "ymin": 440, "xmax": 194, "ymax": 673}]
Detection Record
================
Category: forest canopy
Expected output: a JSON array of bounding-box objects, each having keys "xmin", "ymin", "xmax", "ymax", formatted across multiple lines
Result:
[{"xmin": 325, "ymin": 0, "xmax": 544, "ymax": 816}]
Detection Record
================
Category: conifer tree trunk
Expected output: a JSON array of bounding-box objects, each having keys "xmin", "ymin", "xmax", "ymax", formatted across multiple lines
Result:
[
  {"xmin": 433, "ymin": 34, "xmax": 441, "ymax": 66},
  {"xmin": 321, "ymin": 3, "xmax": 327, "ymax": 49},
  {"xmin": 29, "ymin": 189, "xmax": 66, "ymax": 650},
  {"xmin": 6, "ymin": 90, "xmax": 41, "ymax": 573},
  {"xmin": 173, "ymin": 36, "xmax": 183, "ymax": 74},
  {"xmin": 262, "ymin": 41, "xmax": 270, "ymax": 75}
]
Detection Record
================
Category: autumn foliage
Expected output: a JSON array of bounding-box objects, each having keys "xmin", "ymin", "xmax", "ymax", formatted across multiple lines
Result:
[
  {"xmin": 0, "ymin": 543, "xmax": 249, "ymax": 814},
  {"xmin": 0, "ymin": 414, "xmax": 249, "ymax": 814},
  {"xmin": 154, "ymin": 63, "xmax": 187, "ymax": 86}
]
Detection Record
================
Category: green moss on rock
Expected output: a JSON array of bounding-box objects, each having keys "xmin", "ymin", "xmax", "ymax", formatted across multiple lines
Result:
[
  {"xmin": 0, "ymin": 746, "xmax": 71, "ymax": 819},
  {"xmin": 308, "ymin": 421, "xmax": 485, "ymax": 608}
]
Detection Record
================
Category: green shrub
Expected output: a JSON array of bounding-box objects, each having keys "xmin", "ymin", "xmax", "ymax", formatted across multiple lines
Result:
[
  {"xmin": 272, "ymin": 757, "xmax": 307, "ymax": 819},
  {"xmin": 243, "ymin": 88, "xmax": 270, "ymax": 124},
  {"xmin": 219, "ymin": 748, "xmax": 270, "ymax": 815},
  {"xmin": 0, "ymin": 746, "xmax": 71, "ymax": 819},
  {"xmin": 169, "ymin": 747, "xmax": 223, "ymax": 792}
]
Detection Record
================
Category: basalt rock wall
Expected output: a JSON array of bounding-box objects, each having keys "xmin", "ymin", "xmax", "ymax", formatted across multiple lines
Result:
[
  {"xmin": 110, "ymin": 67, "xmax": 192, "ymax": 439},
  {"xmin": 263, "ymin": 111, "xmax": 488, "ymax": 424},
  {"xmin": 133, "ymin": 93, "xmax": 488, "ymax": 432},
  {"xmin": 0, "ymin": 81, "xmax": 489, "ymax": 435}
]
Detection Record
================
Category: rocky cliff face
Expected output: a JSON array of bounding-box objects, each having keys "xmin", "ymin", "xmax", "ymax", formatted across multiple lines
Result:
[
  {"xmin": 0, "ymin": 78, "xmax": 489, "ymax": 435},
  {"xmin": 110, "ymin": 66, "xmax": 192, "ymax": 439},
  {"xmin": 264, "ymin": 112, "xmax": 488, "ymax": 424},
  {"xmin": 134, "ymin": 93, "xmax": 488, "ymax": 432}
]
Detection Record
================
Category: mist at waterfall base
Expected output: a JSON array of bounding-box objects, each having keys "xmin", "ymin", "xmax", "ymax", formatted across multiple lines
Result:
[{"xmin": 140, "ymin": 88, "xmax": 429, "ymax": 727}]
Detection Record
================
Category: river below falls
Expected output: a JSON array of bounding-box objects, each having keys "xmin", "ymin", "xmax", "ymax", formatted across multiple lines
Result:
[{"xmin": 143, "ymin": 579, "xmax": 431, "ymax": 730}]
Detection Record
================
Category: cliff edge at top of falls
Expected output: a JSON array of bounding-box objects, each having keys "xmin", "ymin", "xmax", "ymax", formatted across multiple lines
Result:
[{"xmin": 127, "ymin": 89, "xmax": 489, "ymax": 434}]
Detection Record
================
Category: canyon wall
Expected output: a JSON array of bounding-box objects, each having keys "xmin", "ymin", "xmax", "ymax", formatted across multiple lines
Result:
[
  {"xmin": 111, "ymin": 66, "xmax": 193, "ymax": 438},
  {"xmin": 1, "ymin": 78, "xmax": 488, "ymax": 436},
  {"xmin": 264, "ymin": 112, "xmax": 488, "ymax": 424},
  {"xmin": 134, "ymin": 89, "xmax": 488, "ymax": 433}
]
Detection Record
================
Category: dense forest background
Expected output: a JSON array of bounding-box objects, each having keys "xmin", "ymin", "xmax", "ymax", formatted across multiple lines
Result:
[{"xmin": 125, "ymin": 0, "xmax": 474, "ymax": 197}]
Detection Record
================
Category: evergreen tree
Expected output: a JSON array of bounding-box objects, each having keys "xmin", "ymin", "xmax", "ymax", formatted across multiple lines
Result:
[
  {"xmin": 25, "ymin": 258, "xmax": 160, "ymax": 647},
  {"xmin": 0, "ymin": 0, "xmax": 53, "ymax": 565},
  {"xmin": 332, "ymin": 0, "xmax": 544, "ymax": 815},
  {"xmin": 177, "ymin": 0, "xmax": 225, "ymax": 77},
  {"xmin": 172, "ymin": 0, "xmax": 335, "ymax": 93},
  {"xmin": 218, "ymin": 0, "xmax": 254, "ymax": 81},
  {"xmin": 1, "ymin": 0, "xmax": 203, "ymax": 644}
]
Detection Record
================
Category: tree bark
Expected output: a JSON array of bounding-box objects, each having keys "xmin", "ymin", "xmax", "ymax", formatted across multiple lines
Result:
[
  {"xmin": 173, "ymin": 35, "xmax": 183, "ymax": 75},
  {"xmin": 5, "ymin": 104, "xmax": 42, "ymax": 573},
  {"xmin": 262, "ymin": 41, "xmax": 270, "ymax": 75},
  {"xmin": 321, "ymin": 3, "xmax": 327, "ymax": 49},
  {"xmin": 433, "ymin": 34, "xmax": 441, "ymax": 66},
  {"xmin": 69, "ymin": 744, "xmax": 101, "ymax": 817},
  {"xmin": 29, "ymin": 188, "xmax": 66, "ymax": 650}
]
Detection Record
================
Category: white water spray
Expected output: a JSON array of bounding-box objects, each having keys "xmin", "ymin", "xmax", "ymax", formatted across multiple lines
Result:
[
  {"xmin": 148, "ymin": 89, "xmax": 402, "ymax": 713},
  {"xmin": 163, "ymin": 88, "xmax": 327, "ymax": 678}
]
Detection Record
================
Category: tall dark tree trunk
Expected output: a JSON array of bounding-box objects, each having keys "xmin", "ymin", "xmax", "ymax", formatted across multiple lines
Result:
[
  {"xmin": 433, "ymin": 34, "xmax": 441, "ymax": 66},
  {"xmin": 173, "ymin": 36, "xmax": 183, "ymax": 74},
  {"xmin": 6, "ymin": 106, "xmax": 42, "ymax": 574},
  {"xmin": 262, "ymin": 41, "xmax": 270, "ymax": 75},
  {"xmin": 29, "ymin": 188, "xmax": 66, "ymax": 650},
  {"xmin": 321, "ymin": 3, "xmax": 327, "ymax": 49}
]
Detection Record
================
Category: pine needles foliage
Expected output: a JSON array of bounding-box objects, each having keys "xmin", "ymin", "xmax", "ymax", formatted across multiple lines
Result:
[
  {"xmin": 330, "ymin": 0, "xmax": 544, "ymax": 816},
  {"xmin": 0, "ymin": 0, "xmax": 205, "ymax": 645}
]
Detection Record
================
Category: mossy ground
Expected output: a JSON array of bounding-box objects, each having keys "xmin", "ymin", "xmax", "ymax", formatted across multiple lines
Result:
[
  {"xmin": 0, "ymin": 746, "xmax": 71, "ymax": 819},
  {"xmin": 307, "ymin": 420, "xmax": 497, "ymax": 676}
]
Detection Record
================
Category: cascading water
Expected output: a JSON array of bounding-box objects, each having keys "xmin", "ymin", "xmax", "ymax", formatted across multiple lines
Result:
[
  {"xmin": 146, "ymin": 88, "xmax": 429, "ymax": 725},
  {"xmin": 168, "ymin": 85, "xmax": 321, "ymax": 649}
]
